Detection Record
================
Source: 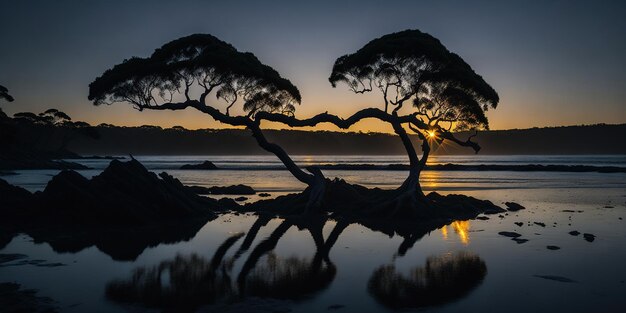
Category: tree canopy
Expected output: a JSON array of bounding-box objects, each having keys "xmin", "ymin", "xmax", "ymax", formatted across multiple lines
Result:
[
  {"xmin": 88, "ymin": 34, "xmax": 301, "ymax": 117},
  {"xmin": 0, "ymin": 85, "xmax": 14, "ymax": 102},
  {"xmin": 329, "ymin": 29, "xmax": 498, "ymax": 131}
]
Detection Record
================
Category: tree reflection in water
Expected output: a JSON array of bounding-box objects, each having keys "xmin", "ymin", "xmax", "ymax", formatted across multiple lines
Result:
[
  {"xmin": 105, "ymin": 216, "xmax": 345, "ymax": 312},
  {"xmin": 368, "ymin": 251, "xmax": 487, "ymax": 309}
]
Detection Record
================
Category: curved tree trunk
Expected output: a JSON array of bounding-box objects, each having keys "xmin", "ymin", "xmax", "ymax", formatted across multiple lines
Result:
[{"xmin": 142, "ymin": 101, "xmax": 327, "ymax": 211}]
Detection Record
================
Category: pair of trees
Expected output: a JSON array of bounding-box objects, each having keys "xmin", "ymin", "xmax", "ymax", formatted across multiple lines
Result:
[{"xmin": 89, "ymin": 30, "xmax": 498, "ymax": 212}]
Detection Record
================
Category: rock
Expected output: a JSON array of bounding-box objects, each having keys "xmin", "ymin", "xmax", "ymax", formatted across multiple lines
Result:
[
  {"xmin": 534, "ymin": 222, "xmax": 546, "ymax": 227},
  {"xmin": 0, "ymin": 178, "xmax": 33, "ymax": 213},
  {"xmin": 514, "ymin": 222, "xmax": 523, "ymax": 227},
  {"xmin": 189, "ymin": 184, "xmax": 256, "ymax": 195},
  {"xmin": 569, "ymin": 231, "xmax": 580, "ymax": 236},
  {"xmin": 475, "ymin": 216, "xmax": 489, "ymax": 220},
  {"xmin": 498, "ymin": 231, "xmax": 522, "ymax": 238},
  {"xmin": 180, "ymin": 161, "xmax": 218, "ymax": 170},
  {"xmin": 505, "ymin": 202, "xmax": 525, "ymax": 212},
  {"xmin": 234, "ymin": 197, "xmax": 248, "ymax": 202},
  {"xmin": 258, "ymin": 192, "xmax": 271, "ymax": 197},
  {"xmin": 512, "ymin": 238, "xmax": 528, "ymax": 244},
  {"xmin": 546, "ymin": 245, "xmax": 560, "ymax": 250},
  {"xmin": 583, "ymin": 233, "xmax": 596, "ymax": 242},
  {"xmin": 533, "ymin": 275, "xmax": 577, "ymax": 283},
  {"xmin": 30, "ymin": 159, "xmax": 219, "ymax": 224}
]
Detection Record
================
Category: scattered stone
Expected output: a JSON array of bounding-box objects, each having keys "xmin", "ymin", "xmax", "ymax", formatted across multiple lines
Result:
[
  {"xmin": 534, "ymin": 222, "xmax": 546, "ymax": 227},
  {"xmin": 179, "ymin": 161, "xmax": 218, "ymax": 170},
  {"xmin": 234, "ymin": 197, "xmax": 248, "ymax": 202},
  {"xmin": 569, "ymin": 231, "xmax": 580, "ymax": 236},
  {"xmin": 505, "ymin": 202, "xmax": 526, "ymax": 212},
  {"xmin": 258, "ymin": 192, "xmax": 271, "ymax": 197},
  {"xmin": 189, "ymin": 184, "xmax": 256, "ymax": 195},
  {"xmin": 619, "ymin": 217, "xmax": 623, "ymax": 220},
  {"xmin": 562, "ymin": 209, "xmax": 576, "ymax": 213},
  {"xmin": 512, "ymin": 238, "xmax": 529, "ymax": 244},
  {"xmin": 498, "ymin": 215, "xmax": 504, "ymax": 218},
  {"xmin": 546, "ymin": 245, "xmax": 560, "ymax": 250},
  {"xmin": 583, "ymin": 233, "xmax": 596, "ymax": 242},
  {"xmin": 533, "ymin": 275, "xmax": 577, "ymax": 283},
  {"xmin": 604, "ymin": 205, "xmax": 614, "ymax": 208},
  {"xmin": 498, "ymin": 231, "xmax": 522, "ymax": 238},
  {"xmin": 475, "ymin": 216, "xmax": 489, "ymax": 220},
  {"xmin": 514, "ymin": 222, "xmax": 523, "ymax": 227}
]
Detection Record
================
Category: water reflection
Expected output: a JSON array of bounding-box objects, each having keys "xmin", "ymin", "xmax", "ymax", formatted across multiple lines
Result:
[
  {"xmin": 2, "ymin": 217, "xmax": 212, "ymax": 261},
  {"xmin": 368, "ymin": 252, "xmax": 487, "ymax": 309},
  {"xmin": 103, "ymin": 214, "xmax": 484, "ymax": 311},
  {"xmin": 440, "ymin": 220, "xmax": 471, "ymax": 245},
  {"xmin": 106, "ymin": 216, "xmax": 346, "ymax": 311}
]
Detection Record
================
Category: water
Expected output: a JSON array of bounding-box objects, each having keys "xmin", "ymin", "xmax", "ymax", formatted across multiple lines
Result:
[{"xmin": 1, "ymin": 155, "xmax": 626, "ymax": 312}]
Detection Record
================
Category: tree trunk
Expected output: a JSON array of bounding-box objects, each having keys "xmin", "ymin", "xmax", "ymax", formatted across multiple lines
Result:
[
  {"xmin": 390, "ymin": 116, "xmax": 425, "ymax": 198},
  {"xmin": 246, "ymin": 120, "xmax": 326, "ymax": 211}
]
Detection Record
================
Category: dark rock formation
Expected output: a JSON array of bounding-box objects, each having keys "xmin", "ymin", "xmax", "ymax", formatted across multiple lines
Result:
[
  {"xmin": 569, "ymin": 230, "xmax": 580, "ymax": 236},
  {"xmin": 314, "ymin": 163, "xmax": 626, "ymax": 173},
  {"xmin": 180, "ymin": 160, "xmax": 218, "ymax": 170},
  {"xmin": 246, "ymin": 178, "xmax": 505, "ymax": 222},
  {"xmin": 533, "ymin": 275, "xmax": 577, "ymax": 283},
  {"xmin": 258, "ymin": 192, "xmax": 271, "ymax": 197},
  {"xmin": 189, "ymin": 184, "xmax": 256, "ymax": 195},
  {"xmin": 583, "ymin": 233, "xmax": 596, "ymax": 242},
  {"xmin": 534, "ymin": 222, "xmax": 546, "ymax": 227},
  {"xmin": 498, "ymin": 231, "xmax": 522, "ymax": 238},
  {"xmin": 546, "ymin": 245, "xmax": 560, "ymax": 250},
  {"xmin": 0, "ymin": 159, "xmax": 223, "ymax": 259},
  {"xmin": 32, "ymin": 158, "xmax": 219, "ymax": 224},
  {"xmin": 505, "ymin": 202, "xmax": 525, "ymax": 211}
]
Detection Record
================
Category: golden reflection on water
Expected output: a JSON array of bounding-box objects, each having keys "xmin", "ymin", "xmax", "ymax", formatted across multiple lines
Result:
[{"xmin": 440, "ymin": 220, "xmax": 471, "ymax": 245}]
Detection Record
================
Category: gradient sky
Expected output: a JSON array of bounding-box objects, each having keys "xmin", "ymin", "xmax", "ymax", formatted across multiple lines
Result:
[{"xmin": 1, "ymin": 0, "xmax": 625, "ymax": 133}]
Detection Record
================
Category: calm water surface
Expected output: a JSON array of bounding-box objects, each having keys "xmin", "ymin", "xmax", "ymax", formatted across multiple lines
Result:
[{"xmin": 1, "ymin": 155, "xmax": 625, "ymax": 312}]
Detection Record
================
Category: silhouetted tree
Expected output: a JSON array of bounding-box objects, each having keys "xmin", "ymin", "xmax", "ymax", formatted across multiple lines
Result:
[
  {"xmin": 89, "ymin": 34, "xmax": 326, "ymax": 209},
  {"xmin": 0, "ymin": 85, "xmax": 13, "ymax": 103},
  {"xmin": 0, "ymin": 84, "xmax": 14, "ymax": 118},
  {"xmin": 328, "ymin": 29, "xmax": 498, "ymax": 198},
  {"xmin": 13, "ymin": 109, "xmax": 99, "ymax": 152}
]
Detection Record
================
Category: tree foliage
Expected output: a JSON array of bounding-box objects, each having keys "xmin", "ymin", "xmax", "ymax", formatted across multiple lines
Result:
[
  {"xmin": 88, "ymin": 34, "xmax": 301, "ymax": 117},
  {"xmin": 329, "ymin": 29, "xmax": 498, "ymax": 131},
  {"xmin": 0, "ymin": 85, "xmax": 14, "ymax": 102}
]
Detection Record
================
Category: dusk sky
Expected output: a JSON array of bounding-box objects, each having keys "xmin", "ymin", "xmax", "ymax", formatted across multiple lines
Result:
[{"xmin": 1, "ymin": 0, "xmax": 625, "ymax": 133}]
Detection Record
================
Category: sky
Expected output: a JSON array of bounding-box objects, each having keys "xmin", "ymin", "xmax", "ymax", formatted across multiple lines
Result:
[{"xmin": 1, "ymin": 0, "xmax": 625, "ymax": 133}]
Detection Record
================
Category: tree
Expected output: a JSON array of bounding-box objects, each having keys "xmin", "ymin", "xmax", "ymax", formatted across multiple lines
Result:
[
  {"xmin": 88, "ymin": 34, "xmax": 325, "ymax": 208},
  {"xmin": 327, "ymin": 30, "xmax": 498, "ymax": 200},
  {"xmin": 0, "ymin": 85, "xmax": 13, "ymax": 102},
  {"xmin": 13, "ymin": 109, "xmax": 98, "ymax": 152},
  {"xmin": 0, "ymin": 84, "xmax": 14, "ymax": 118}
]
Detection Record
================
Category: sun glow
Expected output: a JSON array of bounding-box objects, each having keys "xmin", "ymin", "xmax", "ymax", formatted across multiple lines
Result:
[
  {"xmin": 440, "ymin": 220, "xmax": 471, "ymax": 245},
  {"xmin": 427, "ymin": 130, "xmax": 436, "ymax": 138}
]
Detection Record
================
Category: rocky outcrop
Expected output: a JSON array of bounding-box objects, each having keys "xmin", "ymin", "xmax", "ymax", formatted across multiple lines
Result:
[
  {"xmin": 188, "ymin": 184, "xmax": 256, "ymax": 195},
  {"xmin": 1, "ymin": 158, "xmax": 223, "ymax": 226},
  {"xmin": 180, "ymin": 161, "xmax": 218, "ymax": 170}
]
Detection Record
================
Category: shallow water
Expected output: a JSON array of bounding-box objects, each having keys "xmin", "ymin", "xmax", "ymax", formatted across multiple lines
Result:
[{"xmin": 1, "ymin": 155, "xmax": 626, "ymax": 312}]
